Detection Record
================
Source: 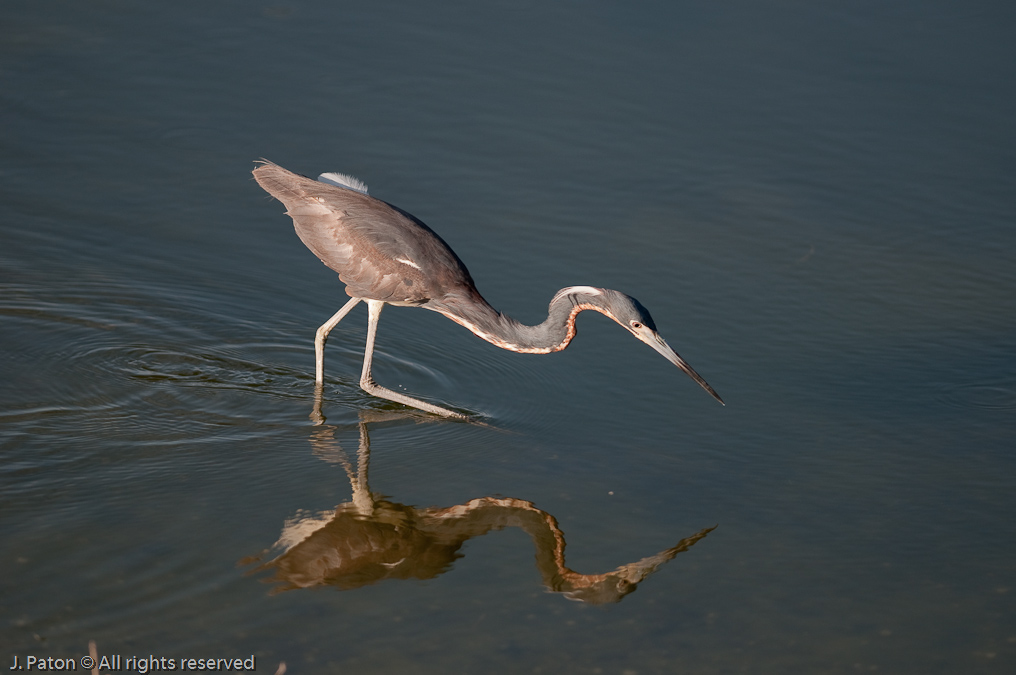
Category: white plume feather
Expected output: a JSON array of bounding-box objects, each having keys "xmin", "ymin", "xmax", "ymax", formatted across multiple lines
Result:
[
  {"xmin": 551, "ymin": 286, "xmax": 603, "ymax": 305},
  {"xmin": 318, "ymin": 172, "xmax": 369, "ymax": 194}
]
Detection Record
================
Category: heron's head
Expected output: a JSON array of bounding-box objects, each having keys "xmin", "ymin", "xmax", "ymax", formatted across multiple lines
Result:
[{"xmin": 595, "ymin": 289, "xmax": 724, "ymax": 405}]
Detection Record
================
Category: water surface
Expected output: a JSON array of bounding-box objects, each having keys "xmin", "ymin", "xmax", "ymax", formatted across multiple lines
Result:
[{"xmin": 2, "ymin": 1, "xmax": 1015, "ymax": 673}]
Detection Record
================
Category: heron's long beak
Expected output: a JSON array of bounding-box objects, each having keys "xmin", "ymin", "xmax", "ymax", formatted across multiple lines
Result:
[{"xmin": 644, "ymin": 333, "xmax": 725, "ymax": 405}]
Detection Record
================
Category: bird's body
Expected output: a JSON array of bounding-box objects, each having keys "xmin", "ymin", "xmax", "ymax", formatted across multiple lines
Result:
[{"xmin": 253, "ymin": 160, "xmax": 722, "ymax": 418}]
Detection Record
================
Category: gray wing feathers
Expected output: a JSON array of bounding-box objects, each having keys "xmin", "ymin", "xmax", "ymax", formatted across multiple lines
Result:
[{"xmin": 252, "ymin": 160, "xmax": 475, "ymax": 305}]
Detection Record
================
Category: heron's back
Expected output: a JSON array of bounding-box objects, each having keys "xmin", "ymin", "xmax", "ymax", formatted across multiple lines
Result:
[{"xmin": 253, "ymin": 161, "xmax": 480, "ymax": 308}]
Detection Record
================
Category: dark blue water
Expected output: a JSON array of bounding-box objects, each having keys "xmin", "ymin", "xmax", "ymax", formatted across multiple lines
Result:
[{"xmin": 3, "ymin": 1, "xmax": 1015, "ymax": 672}]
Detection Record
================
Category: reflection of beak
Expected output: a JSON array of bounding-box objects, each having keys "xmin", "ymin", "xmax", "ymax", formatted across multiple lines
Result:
[{"xmin": 641, "ymin": 332, "xmax": 725, "ymax": 405}]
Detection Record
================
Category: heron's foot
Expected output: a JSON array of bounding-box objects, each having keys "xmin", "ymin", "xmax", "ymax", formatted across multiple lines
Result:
[{"xmin": 359, "ymin": 380, "xmax": 469, "ymax": 420}]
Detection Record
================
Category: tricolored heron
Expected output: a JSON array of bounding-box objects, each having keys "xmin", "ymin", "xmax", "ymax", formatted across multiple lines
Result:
[{"xmin": 253, "ymin": 160, "xmax": 723, "ymax": 419}]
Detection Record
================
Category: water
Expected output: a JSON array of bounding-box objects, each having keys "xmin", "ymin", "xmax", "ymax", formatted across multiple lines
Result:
[{"xmin": 2, "ymin": 1, "xmax": 1015, "ymax": 672}]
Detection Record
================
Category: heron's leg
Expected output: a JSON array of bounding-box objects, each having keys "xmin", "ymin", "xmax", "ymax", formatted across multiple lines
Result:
[
  {"xmin": 310, "ymin": 383, "xmax": 326, "ymax": 425},
  {"xmin": 315, "ymin": 297, "xmax": 362, "ymax": 384},
  {"xmin": 359, "ymin": 300, "xmax": 467, "ymax": 419}
]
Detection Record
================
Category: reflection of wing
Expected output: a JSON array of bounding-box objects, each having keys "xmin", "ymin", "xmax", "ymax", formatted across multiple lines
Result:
[
  {"xmin": 252, "ymin": 161, "xmax": 477, "ymax": 305},
  {"xmin": 257, "ymin": 500, "xmax": 468, "ymax": 593},
  {"xmin": 273, "ymin": 509, "xmax": 335, "ymax": 553},
  {"xmin": 255, "ymin": 497, "xmax": 535, "ymax": 593}
]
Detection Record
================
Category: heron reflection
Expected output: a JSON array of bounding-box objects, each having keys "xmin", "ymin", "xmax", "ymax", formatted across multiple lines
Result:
[{"xmin": 245, "ymin": 416, "xmax": 714, "ymax": 604}]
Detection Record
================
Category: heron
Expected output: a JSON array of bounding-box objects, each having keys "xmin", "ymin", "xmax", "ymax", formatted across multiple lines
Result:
[{"xmin": 253, "ymin": 160, "xmax": 723, "ymax": 419}]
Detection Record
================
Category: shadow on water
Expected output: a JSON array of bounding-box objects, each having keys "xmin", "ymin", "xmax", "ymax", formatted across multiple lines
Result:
[{"xmin": 242, "ymin": 412, "xmax": 715, "ymax": 605}]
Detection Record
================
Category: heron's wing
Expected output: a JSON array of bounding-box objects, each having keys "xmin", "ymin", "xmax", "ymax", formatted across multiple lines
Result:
[{"xmin": 253, "ymin": 161, "xmax": 476, "ymax": 304}]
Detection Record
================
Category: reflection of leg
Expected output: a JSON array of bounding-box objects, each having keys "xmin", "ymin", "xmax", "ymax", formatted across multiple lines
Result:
[
  {"xmin": 307, "ymin": 424, "xmax": 351, "ymax": 470},
  {"xmin": 315, "ymin": 297, "xmax": 362, "ymax": 384},
  {"xmin": 307, "ymin": 423, "xmax": 373, "ymax": 515},
  {"xmin": 351, "ymin": 419, "xmax": 373, "ymax": 514},
  {"xmin": 358, "ymin": 300, "xmax": 467, "ymax": 419}
]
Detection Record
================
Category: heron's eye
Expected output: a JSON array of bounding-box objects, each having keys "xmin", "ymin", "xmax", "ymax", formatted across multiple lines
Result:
[{"xmin": 630, "ymin": 321, "xmax": 642, "ymax": 330}]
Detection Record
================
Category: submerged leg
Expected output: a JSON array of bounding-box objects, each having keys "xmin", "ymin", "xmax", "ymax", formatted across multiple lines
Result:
[
  {"xmin": 310, "ymin": 381, "xmax": 327, "ymax": 426},
  {"xmin": 316, "ymin": 297, "xmax": 362, "ymax": 384},
  {"xmin": 359, "ymin": 300, "xmax": 466, "ymax": 419}
]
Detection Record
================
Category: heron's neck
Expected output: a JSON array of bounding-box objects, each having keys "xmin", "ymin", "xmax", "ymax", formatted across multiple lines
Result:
[{"xmin": 436, "ymin": 286, "xmax": 611, "ymax": 354}]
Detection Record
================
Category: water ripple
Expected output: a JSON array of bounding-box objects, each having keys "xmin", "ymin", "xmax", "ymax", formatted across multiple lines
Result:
[
  {"xmin": 0, "ymin": 272, "xmax": 549, "ymax": 455},
  {"xmin": 936, "ymin": 382, "xmax": 1016, "ymax": 410}
]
